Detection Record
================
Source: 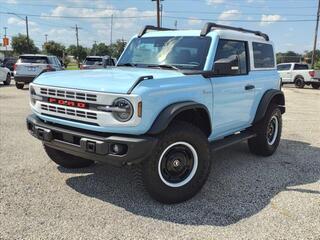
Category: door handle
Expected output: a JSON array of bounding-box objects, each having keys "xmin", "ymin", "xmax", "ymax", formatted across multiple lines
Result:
[{"xmin": 245, "ymin": 84, "xmax": 255, "ymax": 90}]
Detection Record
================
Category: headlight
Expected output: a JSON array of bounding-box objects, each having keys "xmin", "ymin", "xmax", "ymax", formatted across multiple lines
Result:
[
  {"xmin": 30, "ymin": 85, "xmax": 43, "ymax": 105},
  {"xmin": 112, "ymin": 98, "xmax": 134, "ymax": 122}
]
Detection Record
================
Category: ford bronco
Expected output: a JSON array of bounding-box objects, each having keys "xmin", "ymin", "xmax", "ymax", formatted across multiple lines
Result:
[{"xmin": 27, "ymin": 23, "xmax": 285, "ymax": 203}]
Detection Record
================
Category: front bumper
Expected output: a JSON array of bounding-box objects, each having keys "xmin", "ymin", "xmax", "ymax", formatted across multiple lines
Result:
[{"xmin": 26, "ymin": 114, "xmax": 157, "ymax": 167}]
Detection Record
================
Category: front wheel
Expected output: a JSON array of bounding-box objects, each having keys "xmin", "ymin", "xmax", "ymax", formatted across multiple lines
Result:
[
  {"xmin": 44, "ymin": 145, "xmax": 94, "ymax": 168},
  {"xmin": 142, "ymin": 121, "xmax": 211, "ymax": 203},
  {"xmin": 3, "ymin": 74, "xmax": 11, "ymax": 85},
  {"xmin": 248, "ymin": 104, "xmax": 282, "ymax": 156},
  {"xmin": 311, "ymin": 83, "xmax": 320, "ymax": 89}
]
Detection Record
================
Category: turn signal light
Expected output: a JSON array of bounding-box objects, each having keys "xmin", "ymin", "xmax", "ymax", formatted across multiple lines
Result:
[{"xmin": 138, "ymin": 101, "xmax": 142, "ymax": 117}]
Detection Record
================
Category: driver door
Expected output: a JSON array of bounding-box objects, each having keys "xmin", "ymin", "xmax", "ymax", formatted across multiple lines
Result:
[{"xmin": 210, "ymin": 39, "xmax": 255, "ymax": 139}]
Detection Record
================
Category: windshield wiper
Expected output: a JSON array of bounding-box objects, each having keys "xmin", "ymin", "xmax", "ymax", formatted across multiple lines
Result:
[
  {"xmin": 117, "ymin": 63, "xmax": 136, "ymax": 67},
  {"xmin": 147, "ymin": 64, "xmax": 180, "ymax": 71}
]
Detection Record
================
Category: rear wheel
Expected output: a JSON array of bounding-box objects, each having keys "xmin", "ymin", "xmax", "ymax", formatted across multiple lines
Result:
[
  {"xmin": 248, "ymin": 104, "xmax": 282, "ymax": 156},
  {"xmin": 311, "ymin": 83, "xmax": 320, "ymax": 89},
  {"xmin": 142, "ymin": 121, "xmax": 211, "ymax": 203},
  {"xmin": 15, "ymin": 82, "xmax": 24, "ymax": 89},
  {"xmin": 44, "ymin": 145, "xmax": 94, "ymax": 168},
  {"xmin": 294, "ymin": 76, "xmax": 305, "ymax": 88},
  {"xmin": 3, "ymin": 74, "xmax": 11, "ymax": 85}
]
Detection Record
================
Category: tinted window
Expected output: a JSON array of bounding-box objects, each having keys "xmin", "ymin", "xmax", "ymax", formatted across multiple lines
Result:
[
  {"xmin": 277, "ymin": 64, "xmax": 291, "ymax": 71},
  {"xmin": 118, "ymin": 37, "xmax": 212, "ymax": 70},
  {"xmin": 252, "ymin": 42, "xmax": 275, "ymax": 68},
  {"xmin": 85, "ymin": 57, "xmax": 103, "ymax": 65},
  {"xmin": 214, "ymin": 39, "xmax": 248, "ymax": 75},
  {"xmin": 18, "ymin": 56, "xmax": 48, "ymax": 64},
  {"xmin": 294, "ymin": 64, "xmax": 309, "ymax": 70}
]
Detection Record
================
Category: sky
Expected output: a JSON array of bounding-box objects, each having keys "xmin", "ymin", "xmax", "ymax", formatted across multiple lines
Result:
[{"xmin": 0, "ymin": 0, "xmax": 318, "ymax": 53}]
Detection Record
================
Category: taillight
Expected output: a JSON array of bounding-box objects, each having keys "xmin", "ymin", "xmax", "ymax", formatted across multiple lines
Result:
[
  {"xmin": 13, "ymin": 64, "xmax": 16, "ymax": 71},
  {"xmin": 309, "ymin": 70, "xmax": 315, "ymax": 78},
  {"xmin": 80, "ymin": 65, "xmax": 84, "ymax": 70},
  {"xmin": 46, "ymin": 64, "xmax": 53, "ymax": 71}
]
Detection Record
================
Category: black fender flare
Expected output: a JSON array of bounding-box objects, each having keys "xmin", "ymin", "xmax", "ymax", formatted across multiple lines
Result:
[
  {"xmin": 147, "ymin": 101, "xmax": 211, "ymax": 135},
  {"xmin": 253, "ymin": 89, "xmax": 285, "ymax": 124}
]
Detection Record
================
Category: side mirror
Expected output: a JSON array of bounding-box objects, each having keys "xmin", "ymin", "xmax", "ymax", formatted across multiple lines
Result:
[{"xmin": 213, "ymin": 55, "xmax": 240, "ymax": 76}]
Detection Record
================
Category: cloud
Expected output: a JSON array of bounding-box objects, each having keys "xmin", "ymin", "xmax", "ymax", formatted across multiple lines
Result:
[
  {"xmin": 8, "ymin": 17, "xmax": 37, "ymax": 27},
  {"xmin": 206, "ymin": 0, "xmax": 225, "ymax": 5},
  {"xmin": 188, "ymin": 17, "xmax": 202, "ymax": 26},
  {"xmin": 260, "ymin": 14, "xmax": 282, "ymax": 26},
  {"xmin": 218, "ymin": 10, "xmax": 241, "ymax": 22}
]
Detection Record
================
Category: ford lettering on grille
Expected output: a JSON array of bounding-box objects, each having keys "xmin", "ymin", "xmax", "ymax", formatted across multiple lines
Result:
[{"xmin": 48, "ymin": 97, "xmax": 87, "ymax": 109}]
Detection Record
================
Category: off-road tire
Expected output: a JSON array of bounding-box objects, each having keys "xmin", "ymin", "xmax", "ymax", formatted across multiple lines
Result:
[
  {"xmin": 294, "ymin": 76, "xmax": 305, "ymax": 88},
  {"xmin": 311, "ymin": 83, "xmax": 320, "ymax": 89},
  {"xmin": 248, "ymin": 104, "xmax": 282, "ymax": 156},
  {"xmin": 44, "ymin": 145, "xmax": 94, "ymax": 168},
  {"xmin": 3, "ymin": 74, "xmax": 11, "ymax": 85},
  {"xmin": 142, "ymin": 121, "xmax": 211, "ymax": 204},
  {"xmin": 15, "ymin": 82, "xmax": 24, "ymax": 89}
]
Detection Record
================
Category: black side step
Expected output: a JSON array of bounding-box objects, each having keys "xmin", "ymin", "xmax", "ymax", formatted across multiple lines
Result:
[{"xmin": 211, "ymin": 131, "xmax": 256, "ymax": 152}]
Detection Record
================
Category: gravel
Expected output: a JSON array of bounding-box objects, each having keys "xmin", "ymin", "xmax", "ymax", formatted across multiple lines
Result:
[{"xmin": 0, "ymin": 84, "xmax": 319, "ymax": 240}]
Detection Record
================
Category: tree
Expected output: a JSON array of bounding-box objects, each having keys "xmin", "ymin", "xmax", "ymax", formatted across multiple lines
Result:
[
  {"xmin": 276, "ymin": 51, "xmax": 301, "ymax": 64},
  {"xmin": 303, "ymin": 50, "xmax": 320, "ymax": 64},
  {"xmin": 43, "ymin": 41, "xmax": 65, "ymax": 59},
  {"xmin": 12, "ymin": 34, "xmax": 39, "ymax": 55},
  {"xmin": 109, "ymin": 39, "xmax": 127, "ymax": 59},
  {"xmin": 67, "ymin": 44, "xmax": 88, "ymax": 64},
  {"xmin": 90, "ymin": 43, "xmax": 111, "ymax": 56}
]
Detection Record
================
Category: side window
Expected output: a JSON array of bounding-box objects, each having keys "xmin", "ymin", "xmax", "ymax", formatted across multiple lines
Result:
[
  {"xmin": 214, "ymin": 39, "xmax": 248, "ymax": 75},
  {"xmin": 252, "ymin": 42, "xmax": 275, "ymax": 68},
  {"xmin": 277, "ymin": 64, "xmax": 291, "ymax": 71},
  {"xmin": 293, "ymin": 64, "xmax": 309, "ymax": 70}
]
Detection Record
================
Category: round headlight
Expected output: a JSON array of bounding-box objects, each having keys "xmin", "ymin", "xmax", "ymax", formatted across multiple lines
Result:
[{"xmin": 112, "ymin": 98, "xmax": 134, "ymax": 122}]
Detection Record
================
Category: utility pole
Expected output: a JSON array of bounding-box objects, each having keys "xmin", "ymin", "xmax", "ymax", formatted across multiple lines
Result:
[
  {"xmin": 110, "ymin": 15, "xmax": 113, "ymax": 45},
  {"xmin": 312, "ymin": 0, "xmax": 320, "ymax": 68},
  {"xmin": 72, "ymin": 24, "xmax": 81, "ymax": 68},
  {"xmin": 174, "ymin": 20, "xmax": 178, "ymax": 30},
  {"xmin": 152, "ymin": 0, "xmax": 163, "ymax": 28},
  {"xmin": 26, "ymin": 16, "xmax": 30, "ymax": 53},
  {"xmin": 160, "ymin": 4, "xmax": 163, "ymax": 27},
  {"xmin": 44, "ymin": 34, "xmax": 48, "ymax": 44},
  {"xmin": 3, "ymin": 27, "xmax": 8, "ymax": 57}
]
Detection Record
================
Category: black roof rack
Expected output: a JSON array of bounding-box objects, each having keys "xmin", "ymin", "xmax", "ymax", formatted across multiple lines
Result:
[
  {"xmin": 200, "ymin": 22, "xmax": 269, "ymax": 41},
  {"xmin": 138, "ymin": 25, "xmax": 174, "ymax": 38}
]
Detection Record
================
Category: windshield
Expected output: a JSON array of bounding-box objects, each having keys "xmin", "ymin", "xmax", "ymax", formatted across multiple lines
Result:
[
  {"xmin": 118, "ymin": 36, "xmax": 211, "ymax": 70},
  {"xmin": 84, "ymin": 58, "xmax": 103, "ymax": 65}
]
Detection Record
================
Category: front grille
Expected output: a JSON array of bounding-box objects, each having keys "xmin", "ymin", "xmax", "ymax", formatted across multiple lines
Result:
[
  {"xmin": 40, "ymin": 87, "xmax": 97, "ymax": 102},
  {"xmin": 41, "ymin": 104, "xmax": 97, "ymax": 120}
]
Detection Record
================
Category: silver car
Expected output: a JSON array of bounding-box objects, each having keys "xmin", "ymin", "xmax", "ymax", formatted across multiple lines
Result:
[{"xmin": 80, "ymin": 56, "xmax": 116, "ymax": 70}]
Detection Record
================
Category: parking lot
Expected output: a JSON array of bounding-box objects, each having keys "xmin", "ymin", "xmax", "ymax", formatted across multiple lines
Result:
[{"xmin": 0, "ymin": 84, "xmax": 319, "ymax": 240}]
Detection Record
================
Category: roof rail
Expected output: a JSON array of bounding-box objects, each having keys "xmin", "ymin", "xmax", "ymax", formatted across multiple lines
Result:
[
  {"xmin": 200, "ymin": 22, "xmax": 269, "ymax": 41},
  {"xmin": 138, "ymin": 25, "xmax": 174, "ymax": 38}
]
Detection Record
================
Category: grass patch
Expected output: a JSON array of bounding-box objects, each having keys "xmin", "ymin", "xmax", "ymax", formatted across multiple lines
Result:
[{"xmin": 66, "ymin": 63, "xmax": 79, "ymax": 70}]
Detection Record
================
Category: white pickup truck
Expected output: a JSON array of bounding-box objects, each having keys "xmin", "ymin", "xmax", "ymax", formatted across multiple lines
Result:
[{"xmin": 277, "ymin": 63, "xmax": 320, "ymax": 89}]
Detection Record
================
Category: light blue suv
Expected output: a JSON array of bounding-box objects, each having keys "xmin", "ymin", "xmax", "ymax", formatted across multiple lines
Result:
[{"xmin": 27, "ymin": 23, "xmax": 285, "ymax": 203}]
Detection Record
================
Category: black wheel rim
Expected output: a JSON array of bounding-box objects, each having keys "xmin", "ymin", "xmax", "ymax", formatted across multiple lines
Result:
[
  {"xmin": 158, "ymin": 142, "xmax": 198, "ymax": 187},
  {"xmin": 267, "ymin": 115, "xmax": 279, "ymax": 145}
]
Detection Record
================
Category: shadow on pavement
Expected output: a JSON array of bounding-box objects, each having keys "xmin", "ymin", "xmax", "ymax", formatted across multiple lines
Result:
[{"xmin": 62, "ymin": 139, "xmax": 320, "ymax": 226}]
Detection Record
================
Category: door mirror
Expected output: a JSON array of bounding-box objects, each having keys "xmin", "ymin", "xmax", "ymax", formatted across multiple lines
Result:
[{"xmin": 213, "ymin": 55, "xmax": 240, "ymax": 76}]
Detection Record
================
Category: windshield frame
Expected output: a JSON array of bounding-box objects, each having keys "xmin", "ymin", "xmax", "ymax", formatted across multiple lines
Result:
[{"xmin": 117, "ymin": 36, "xmax": 212, "ymax": 71}]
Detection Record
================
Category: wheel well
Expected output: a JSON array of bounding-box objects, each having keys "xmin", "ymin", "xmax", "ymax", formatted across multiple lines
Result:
[
  {"xmin": 294, "ymin": 75, "xmax": 304, "ymax": 81},
  {"xmin": 171, "ymin": 108, "xmax": 211, "ymax": 137}
]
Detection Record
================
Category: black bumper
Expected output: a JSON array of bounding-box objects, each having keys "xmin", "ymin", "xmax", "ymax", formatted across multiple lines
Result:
[
  {"xmin": 14, "ymin": 76, "xmax": 35, "ymax": 84},
  {"xmin": 26, "ymin": 114, "xmax": 158, "ymax": 167}
]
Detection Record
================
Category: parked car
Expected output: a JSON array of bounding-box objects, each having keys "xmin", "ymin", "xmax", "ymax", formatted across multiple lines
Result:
[
  {"xmin": 80, "ymin": 56, "xmax": 116, "ymax": 70},
  {"xmin": 277, "ymin": 62, "xmax": 320, "ymax": 89},
  {"xmin": 14, "ymin": 54, "xmax": 63, "ymax": 89},
  {"xmin": 0, "ymin": 66, "xmax": 11, "ymax": 85},
  {"xmin": 2, "ymin": 57, "xmax": 17, "ymax": 76},
  {"xmin": 26, "ymin": 23, "xmax": 285, "ymax": 203}
]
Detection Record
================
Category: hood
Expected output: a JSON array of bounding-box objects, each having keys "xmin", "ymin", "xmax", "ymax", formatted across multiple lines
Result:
[{"xmin": 33, "ymin": 67, "xmax": 184, "ymax": 94}]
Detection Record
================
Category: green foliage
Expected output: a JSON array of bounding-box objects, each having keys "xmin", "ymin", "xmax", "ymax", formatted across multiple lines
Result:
[
  {"xmin": 303, "ymin": 50, "xmax": 320, "ymax": 64},
  {"xmin": 12, "ymin": 34, "xmax": 39, "ymax": 55},
  {"xmin": 43, "ymin": 41, "xmax": 65, "ymax": 59},
  {"xmin": 109, "ymin": 40, "xmax": 127, "ymax": 59},
  {"xmin": 90, "ymin": 43, "xmax": 110, "ymax": 56},
  {"xmin": 67, "ymin": 44, "xmax": 88, "ymax": 63},
  {"xmin": 276, "ymin": 51, "xmax": 301, "ymax": 64}
]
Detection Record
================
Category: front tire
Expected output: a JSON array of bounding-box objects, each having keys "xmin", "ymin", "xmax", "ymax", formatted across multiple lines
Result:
[
  {"xmin": 44, "ymin": 145, "xmax": 94, "ymax": 168},
  {"xmin": 142, "ymin": 121, "xmax": 211, "ymax": 203},
  {"xmin": 15, "ymin": 82, "xmax": 24, "ymax": 89},
  {"xmin": 3, "ymin": 74, "xmax": 11, "ymax": 85},
  {"xmin": 294, "ymin": 76, "xmax": 305, "ymax": 88},
  {"xmin": 311, "ymin": 83, "xmax": 320, "ymax": 89},
  {"xmin": 248, "ymin": 104, "xmax": 282, "ymax": 156}
]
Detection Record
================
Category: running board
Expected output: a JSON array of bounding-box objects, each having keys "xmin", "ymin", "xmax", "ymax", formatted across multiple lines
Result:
[{"xmin": 211, "ymin": 131, "xmax": 256, "ymax": 152}]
